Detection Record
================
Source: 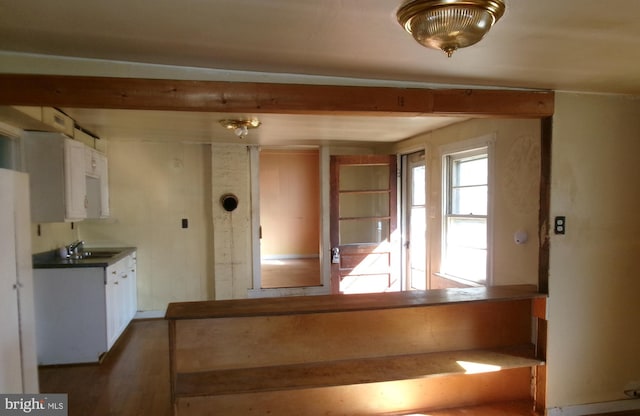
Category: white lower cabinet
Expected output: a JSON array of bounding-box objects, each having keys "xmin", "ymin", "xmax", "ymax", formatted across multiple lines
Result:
[
  {"xmin": 105, "ymin": 255, "xmax": 137, "ymax": 349},
  {"xmin": 33, "ymin": 251, "xmax": 137, "ymax": 365}
]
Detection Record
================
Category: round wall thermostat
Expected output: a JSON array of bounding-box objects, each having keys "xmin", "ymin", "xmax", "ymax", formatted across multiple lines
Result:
[{"xmin": 220, "ymin": 194, "xmax": 239, "ymax": 212}]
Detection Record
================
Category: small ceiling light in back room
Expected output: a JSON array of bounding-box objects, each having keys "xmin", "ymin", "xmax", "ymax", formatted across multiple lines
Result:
[
  {"xmin": 397, "ymin": 0, "xmax": 506, "ymax": 57},
  {"xmin": 219, "ymin": 119, "xmax": 261, "ymax": 139}
]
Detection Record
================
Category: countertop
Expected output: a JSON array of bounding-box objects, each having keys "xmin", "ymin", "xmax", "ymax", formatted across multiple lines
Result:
[
  {"xmin": 166, "ymin": 284, "xmax": 544, "ymax": 320},
  {"xmin": 33, "ymin": 247, "xmax": 136, "ymax": 269}
]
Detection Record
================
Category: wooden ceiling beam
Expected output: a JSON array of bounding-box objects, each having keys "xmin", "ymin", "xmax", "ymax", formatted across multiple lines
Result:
[{"xmin": 0, "ymin": 74, "xmax": 554, "ymax": 117}]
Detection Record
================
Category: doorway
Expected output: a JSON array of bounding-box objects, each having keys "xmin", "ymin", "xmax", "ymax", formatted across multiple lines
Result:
[
  {"xmin": 330, "ymin": 155, "xmax": 399, "ymax": 294},
  {"xmin": 259, "ymin": 149, "xmax": 321, "ymax": 288}
]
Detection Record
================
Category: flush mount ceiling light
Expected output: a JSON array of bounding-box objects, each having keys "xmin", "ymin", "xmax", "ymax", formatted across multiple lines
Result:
[
  {"xmin": 219, "ymin": 119, "xmax": 261, "ymax": 139},
  {"xmin": 397, "ymin": 0, "xmax": 505, "ymax": 57}
]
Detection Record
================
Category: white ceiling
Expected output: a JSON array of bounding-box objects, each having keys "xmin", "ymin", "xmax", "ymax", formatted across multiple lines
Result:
[
  {"xmin": 58, "ymin": 108, "xmax": 466, "ymax": 145},
  {"xmin": 2, "ymin": 0, "xmax": 639, "ymax": 144}
]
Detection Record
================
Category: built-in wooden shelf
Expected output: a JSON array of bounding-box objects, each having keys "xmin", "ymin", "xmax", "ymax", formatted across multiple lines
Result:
[
  {"xmin": 175, "ymin": 345, "xmax": 543, "ymax": 397},
  {"xmin": 166, "ymin": 285, "xmax": 547, "ymax": 415},
  {"xmin": 402, "ymin": 399, "xmax": 539, "ymax": 416}
]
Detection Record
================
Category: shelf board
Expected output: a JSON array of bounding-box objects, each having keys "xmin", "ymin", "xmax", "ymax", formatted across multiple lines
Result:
[
  {"xmin": 393, "ymin": 399, "xmax": 540, "ymax": 416},
  {"xmin": 175, "ymin": 345, "xmax": 544, "ymax": 398}
]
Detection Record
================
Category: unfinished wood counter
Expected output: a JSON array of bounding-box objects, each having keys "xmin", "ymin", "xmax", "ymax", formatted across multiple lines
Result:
[{"xmin": 166, "ymin": 285, "xmax": 547, "ymax": 415}]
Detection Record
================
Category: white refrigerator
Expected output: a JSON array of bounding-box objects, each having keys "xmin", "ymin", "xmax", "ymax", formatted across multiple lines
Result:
[{"xmin": 0, "ymin": 168, "xmax": 39, "ymax": 393}]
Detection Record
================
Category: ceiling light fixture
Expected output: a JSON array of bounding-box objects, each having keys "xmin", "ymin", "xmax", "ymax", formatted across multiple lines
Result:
[
  {"xmin": 397, "ymin": 0, "xmax": 505, "ymax": 57},
  {"xmin": 219, "ymin": 119, "xmax": 261, "ymax": 139}
]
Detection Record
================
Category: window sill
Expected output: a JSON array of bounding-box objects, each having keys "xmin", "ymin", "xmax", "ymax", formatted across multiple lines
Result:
[{"xmin": 434, "ymin": 272, "xmax": 485, "ymax": 288}]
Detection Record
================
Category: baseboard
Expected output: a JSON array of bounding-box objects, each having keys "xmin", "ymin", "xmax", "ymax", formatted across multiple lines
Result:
[
  {"xmin": 247, "ymin": 286, "xmax": 330, "ymax": 298},
  {"xmin": 261, "ymin": 254, "xmax": 319, "ymax": 260},
  {"xmin": 548, "ymin": 399, "xmax": 640, "ymax": 416},
  {"xmin": 134, "ymin": 309, "xmax": 166, "ymax": 319}
]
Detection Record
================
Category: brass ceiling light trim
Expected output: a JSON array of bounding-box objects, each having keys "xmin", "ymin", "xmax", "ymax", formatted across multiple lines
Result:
[
  {"xmin": 397, "ymin": 0, "xmax": 506, "ymax": 57},
  {"xmin": 219, "ymin": 119, "xmax": 261, "ymax": 139}
]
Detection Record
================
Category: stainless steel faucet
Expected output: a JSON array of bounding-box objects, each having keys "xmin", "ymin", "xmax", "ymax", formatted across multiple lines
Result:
[{"xmin": 67, "ymin": 240, "xmax": 85, "ymax": 256}]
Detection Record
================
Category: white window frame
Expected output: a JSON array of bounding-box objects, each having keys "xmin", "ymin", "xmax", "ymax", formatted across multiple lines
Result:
[{"xmin": 439, "ymin": 134, "xmax": 495, "ymax": 286}]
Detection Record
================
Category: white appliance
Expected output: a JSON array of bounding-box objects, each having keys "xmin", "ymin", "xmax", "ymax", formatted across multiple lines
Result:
[{"xmin": 0, "ymin": 168, "xmax": 39, "ymax": 393}]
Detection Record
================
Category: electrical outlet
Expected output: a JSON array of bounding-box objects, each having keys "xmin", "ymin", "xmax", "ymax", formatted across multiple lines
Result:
[
  {"xmin": 181, "ymin": 218, "xmax": 188, "ymax": 229},
  {"xmin": 554, "ymin": 216, "xmax": 566, "ymax": 235}
]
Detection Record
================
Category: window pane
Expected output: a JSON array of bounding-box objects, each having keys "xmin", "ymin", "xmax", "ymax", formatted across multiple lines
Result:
[
  {"xmin": 340, "ymin": 193, "xmax": 389, "ymax": 218},
  {"xmin": 451, "ymin": 185, "xmax": 487, "ymax": 215},
  {"xmin": 340, "ymin": 165, "xmax": 388, "ymax": 191},
  {"xmin": 443, "ymin": 246, "xmax": 487, "ymax": 283},
  {"xmin": 340, "ymin": 219, "xmax": 389, "ymax": 245},
  {"xmin": 442, "ymin": 147, "xmax": 489, "ymax": 284},
  {"xmin": 447, "ymin": 217, "xmax": 486, "ymax": 249},
  {"xmin": 453, "ymin": 157, "xmax": 487, "ymax": 187},
  {"xmin": 409, "ymin": 206, "xmax": 426, "ymax": 290},
  {"xmin": 411, "ymin": 165, "xmax": 426, "ymax": 206}
]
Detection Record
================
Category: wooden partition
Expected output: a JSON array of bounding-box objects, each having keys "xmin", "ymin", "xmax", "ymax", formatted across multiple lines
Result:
[{"xmin": 166, "ymin": 285, "xmax": 546, "ymax": 415}]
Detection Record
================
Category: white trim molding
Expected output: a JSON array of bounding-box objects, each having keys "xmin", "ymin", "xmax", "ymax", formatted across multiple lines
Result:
[
  {"xmin": 548, "ymin": 399, "xmax": 640, "ymax": 416},
  {"xmin": 261, "ymin": 254, "xmax": 320, "ymax": 261},
  {"xmin": 438, "ymin": 133, "xmax": 496, "ymax": 286}
]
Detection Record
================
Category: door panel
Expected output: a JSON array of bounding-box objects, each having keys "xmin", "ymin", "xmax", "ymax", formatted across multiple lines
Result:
[{"xmin": 330, "ymin": 155, "xmax": 398, "ymax": 294}]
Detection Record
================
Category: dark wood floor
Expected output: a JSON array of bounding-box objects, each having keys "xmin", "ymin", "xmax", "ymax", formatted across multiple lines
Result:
[{"xmin": 38, "ymin": 319, "xmax": 172, "ymax": 416}]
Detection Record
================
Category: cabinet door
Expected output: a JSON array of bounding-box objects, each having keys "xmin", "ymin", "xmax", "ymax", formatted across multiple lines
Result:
[
  {"xmin": 0, "ymin": 171, "xmax": 23, "ymax": 393},
  {"xmin": 96, "ymin": 151, "xmax": 110, "ymax": 218},
  {"xmin": 22, "ymin": 132, "xmax": 66, "ymax": 222},
  {"xmin": 64, "ymin": 139, "xmax": 87, "ymax": 220},
  {"xmin": 84, "ymin": 149, "xmax": 109, "ymax": 219},
  {"xmin": 105, "ymin": 263, "xmax": 121, "ymax": 350},
  {"xmin": 124, "ymin": 254, "xmax": 137, "ymax": 322},
  {"xmin": 116, "ymin": 267, "xmax": 128, "ymax": 337},
  {"xmin": 85, "ymin": 147, "xmax": 98, "ymax": 176}
]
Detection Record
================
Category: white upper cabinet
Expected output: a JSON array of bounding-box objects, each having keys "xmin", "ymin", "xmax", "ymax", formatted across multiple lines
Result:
[
  {"xmin": 22, "ymin": 132, "xmax": 87, "ymax": 222},
  {"xmin": 97, "ymin": 151, "xmax": 110, "ymax": 218},
  {"xmin": 64, "ymin": 138, "xmax": 87, "ymax": 220},
  {"xmin": 85, "ymin": 146, "xmax": 110, "ymax": 219}
]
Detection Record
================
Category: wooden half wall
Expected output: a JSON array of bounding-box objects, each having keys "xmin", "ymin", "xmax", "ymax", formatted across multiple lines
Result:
[{"xmin": 166, "ymin": 285, "xmax": 547, "ymax": 415}]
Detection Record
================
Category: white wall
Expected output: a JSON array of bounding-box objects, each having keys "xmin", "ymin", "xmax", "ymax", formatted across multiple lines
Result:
[
  {"xmin": 547, "ymin": 93, "xmax": 640, "ymax": 408},
  {"xmin": 395, "ymin": 118, "xmax": 541, "ymax": 288},
  {"xmin": 79, "ymin": 141, "xmax": 213, "ymax": 311},
  {"xmin": 31, "ymin": 222, "xmax": 78, "ymax": 255}
]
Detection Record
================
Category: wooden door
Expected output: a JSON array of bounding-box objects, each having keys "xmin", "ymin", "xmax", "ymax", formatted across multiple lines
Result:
[{"xmin": 330, "ymin": 155, "xmax": 398, "ymax": 294}]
